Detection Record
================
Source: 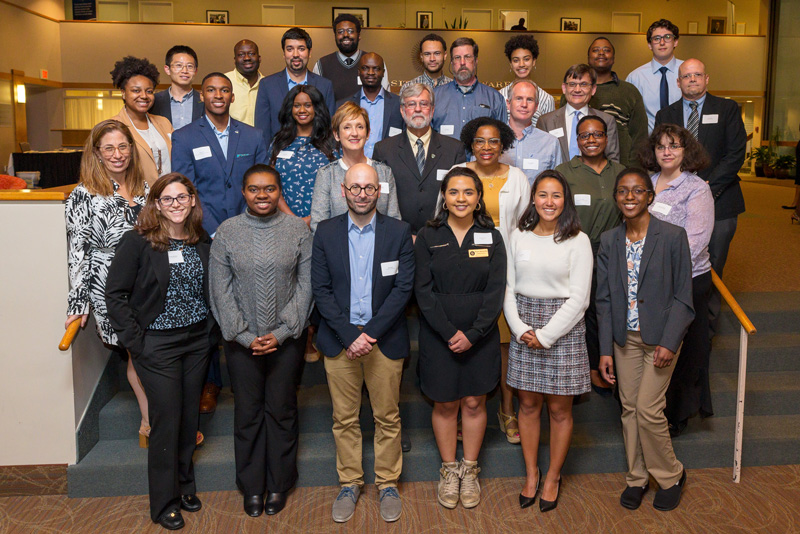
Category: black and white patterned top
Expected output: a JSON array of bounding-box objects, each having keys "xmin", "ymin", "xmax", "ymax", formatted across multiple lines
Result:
[
  {"xmin": 65, "ymin": 181, "xmax": 147, "ymax": 346},
  {"xmin": 148, "ymin": 241, "xmax": 208, "ymax": 330}
]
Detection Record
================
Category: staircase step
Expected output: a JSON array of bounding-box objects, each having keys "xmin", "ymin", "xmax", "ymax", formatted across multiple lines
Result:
[{"xmin": 711, "ymin": 333, "xmax": 800, "ymax": 373}]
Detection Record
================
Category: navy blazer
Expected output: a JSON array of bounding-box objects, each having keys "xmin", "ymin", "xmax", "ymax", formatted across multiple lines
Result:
[
  {"xmin": 655, "ymin": 92, "xmax": 746, "ymax": 220},
  {"xmin": 150, "ymin": 88, "xmax": 205, "ymax": 126},
  {"xmin": 595, "ymin": 216, "xmax": 695, "ymax": 355},
  {"xmin": 253, "ymin": 70, "xmax": 336, "ymax": 144},
  {"xmin": 336, "ymin": 90, "xmax": 404, "ymax": 143},
  {"xmin": 311, "ymin": 212, "xmax": 415, "ymax": 359},
  {"xmin": 171, "ymin": 115, "xmax": 268, "ymax": 235}
]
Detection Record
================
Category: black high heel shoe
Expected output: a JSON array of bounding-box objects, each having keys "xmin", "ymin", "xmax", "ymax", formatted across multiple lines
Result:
[
  {"xmin": 519, "ymin": 467, "xmax": 541, "ymax": 509},
  {"xmin": 539, "ymin": 477, "xmax": 561, "ymax": 512},
  {"xmin": 782, "ymin": 205, "xmax": 797, "ymax": 210}
]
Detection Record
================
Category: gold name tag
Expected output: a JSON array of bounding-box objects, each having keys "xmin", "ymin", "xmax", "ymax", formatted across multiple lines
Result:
[{"xmin": 468, "ymin": 248, "xmax": 489, "ymax": 258}]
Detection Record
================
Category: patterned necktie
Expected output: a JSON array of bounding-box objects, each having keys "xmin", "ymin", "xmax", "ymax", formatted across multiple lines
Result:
[
  {"xmin": 568, "ymin": 110, "xmax": 582, "ymax": 160},
  {"xmin": 687, "ymin": 101, "xmax": 699, "ymax": 139},
  {"xmin": 659, "ymin": 66, "xmax": 669, "ymax": 110},
  {"xmin": 345, "ymin": 57, "xmax": 354, "ymax": 66},
  {"xmin": 415, "ymin": 138, "xmax": 426, "ymax": 174}
]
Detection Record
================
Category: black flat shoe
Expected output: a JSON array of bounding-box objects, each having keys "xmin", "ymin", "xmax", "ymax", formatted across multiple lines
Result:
[
  {"xmin": 782, "ymin": 205, "xmax": 797, "ymax": 210},
  {"xmin": 264, "ymin": 492, "xmax": 287, "ymax": 515},
  {"xmin": 156, "ymin": 509, "xmax": 185, "ymax": 530},
  {"xmin": 539, "ymin": 477, "xmax": 561, "ymax": 513},
  {"xmin": 519, "ymin": 467, "xmax": 542, "ymax": 509},
  {"xmin": 668, "ymin": 419, "xmax": 688, "ymax": 438},
  {"xmin": 591, "ymin": 383, "xmax": 613, "ymax": 397},
  {"xmin": 620, "ymin": 484, "xmax": 649, "ymax": 510},
  {"xmin": 653, "ymin": 470, "xmax": 687, "ymax": 511},
  {"xmin": 401, "ymin": 431, "xmax": 412, "ymax": 452},
  {"xmin": 180, "ymin": 494, "xmax": 202, "ymax": 513},
  {"xmin": 243, "ymin": 494, "xmax": 264, "ymax": 517}
]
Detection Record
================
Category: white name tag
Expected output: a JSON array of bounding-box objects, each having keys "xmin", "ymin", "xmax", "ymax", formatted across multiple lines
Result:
[
  {"xmin": 517, "ymin": 250, "xmax": 531, "ymax": 262},
  {"xmin": 167, "ymin": 133, "xmax": 172, "ymax": 140},
  {"xmin": 357, "ymin": 77, "xmax": 363, "ymax": 85},
  {"xmin": 380, "ymin": 181, "xmax": 389, "ymax": 194},
  {"xmin": 523, "ymin": 158, "xmax": 539, "ymax": 170},
  {"xmin": 702, "ymin": 114, "xmax": 719, "ymax": 124},
  {"xmin": 381, "ymin": 260, "xmax": 399, "ymax": 276},
  {"xmin": 473, "ymin": 232, "xmax": 493, "ymax": 245},
  {"xmin": 193, "ymin": 146, "xmax": 212, "ymax": 160},
  {"xmin": 440, "ymin": 125, "xmax": 455, "ymax": 135},
  {"xmin": 168, "ymin": 250, "xmax": 184, "ymax": 264},
  {"xmin": 388, "ymin": 127, "xmax": 402, "ymax": 137},
  {"xmin": 652, "ymin": 202, "xmax": 672, "ymax": 215},
  {"xmin": 549, "ymin": 127, "xmax": 564, "ymax": 138},
  {"xmin": 574, "ymin": 194, "xmax": 591, "ymax": 206},
  {"xmin": 278, "ymin": 150, "xmax": 294, "ymax": 159},
  {"xmin": 437, "ymin": 169, "xmax": 448, "ymax": 181}
]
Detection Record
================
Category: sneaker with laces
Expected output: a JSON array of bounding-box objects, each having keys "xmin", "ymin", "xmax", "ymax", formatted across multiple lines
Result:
[
  {"xmin": 331, "ymin": 485, "xmax": 360, "ymax": 523},
  {"xmin": 379, "ymin": 487, "xmax": 402, "ymax": 522},
  {"xmin": 437, "ymin": 462, "xmax": 461, "ymax": 509},
  {"xmin": 459, "ymin": 459, "xmax": 481, "ymax": 508}
]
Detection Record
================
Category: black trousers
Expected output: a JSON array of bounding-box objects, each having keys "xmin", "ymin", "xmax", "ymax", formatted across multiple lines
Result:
[
  {"xmin": 585, "ymin": 262, "xmax": 601, "ymax": 371},
  {"xmin": 225, "ymin": 333, "xmax": 307, "ymax": 496},
  {"xmin": 132, "ymin": 321, "xmax": 211, "ymax": 521}
]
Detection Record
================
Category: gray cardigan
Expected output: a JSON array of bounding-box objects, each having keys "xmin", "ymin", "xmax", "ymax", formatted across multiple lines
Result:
[
  {"xmin": 309, "ymin": 158, "xmax": 401, "ymax": 233},
  {"xmin": 209, "ymin": 210, "xmax": 313, "ymax": 348}
]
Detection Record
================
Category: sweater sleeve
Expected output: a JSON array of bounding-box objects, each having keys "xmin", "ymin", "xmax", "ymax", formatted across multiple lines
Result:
[
  {"xmin": 503, "ymin": 230, "xmax": 534, "ymax": 343},
  {"xmin": 309, "ymin": 165, "xmax": 333, "ymax": 233},
  {"xmin": 272, "ymin": 225, "xmax": 314, "ymax": 344}
]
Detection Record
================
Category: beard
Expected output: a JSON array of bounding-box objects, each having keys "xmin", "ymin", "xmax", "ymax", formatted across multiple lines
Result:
[
  {"xmin": 406, "ymin": 113, "xmax": 431, "ymax": 130},
  {"xmin": 337, "ymin": 38, "xmax": 359, "ymax": 55},
  {"xmin": 454, "ymin": 67, "xmax": 474, "ymax": 84}
]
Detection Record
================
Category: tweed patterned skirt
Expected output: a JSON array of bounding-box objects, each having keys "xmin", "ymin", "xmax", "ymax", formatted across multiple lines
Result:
[{"xmin": 507, "ymin": 295, "xmax": 590, "ymax": 395}]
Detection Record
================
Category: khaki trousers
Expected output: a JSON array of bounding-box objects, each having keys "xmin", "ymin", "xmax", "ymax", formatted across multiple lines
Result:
[
  {"xmin": 615, "ymin": 331, "xmax": 684, "ymax": 489},
  {"xmin": 324, "ymin": 344, "xmax": 404, "ymax": 490}
]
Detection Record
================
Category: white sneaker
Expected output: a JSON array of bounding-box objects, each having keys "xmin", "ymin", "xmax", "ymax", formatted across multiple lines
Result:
[
  {"xmin": 460, "ymin": 459, "xmax": 481, "ymax": 509},
  {"xmin": 437, "ymin": 462, "xmax": 461, "ymax": 509}
]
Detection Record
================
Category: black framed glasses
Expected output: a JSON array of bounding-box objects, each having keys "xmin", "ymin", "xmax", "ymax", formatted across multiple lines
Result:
[
  {"xmin": 578, "ymin": 131, "xmax": 607, "ymax": 140},
  {"xmin": 158, "ymin": 194, "xmax": 193, "ymax": 206},
  {"xmin": 344, "ymin": 183, "xmax": 378, "ymax": 196}
]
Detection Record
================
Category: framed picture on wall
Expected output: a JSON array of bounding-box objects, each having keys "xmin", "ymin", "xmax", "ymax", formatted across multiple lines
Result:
[
  {"xmin": 560, "ymin": 17, "xmax": 581, "ymax": 32},
  {"xmin": 687, "ymin": 21, "xmax": 699, "ymax": 34},
  {"xmin": 416, "ymin": 11, "xmax": 433, "ymax": 29},
  {"xmin": 708, "ymin": 16, "xmax": 726, "ymax": 34},
  {"xmin": 206, "ymin": 10, "xmax": 228, "ymax": 24},
  {"xmin": 332, "ymin": 7, "xmax": 369, "ymax": 28}
]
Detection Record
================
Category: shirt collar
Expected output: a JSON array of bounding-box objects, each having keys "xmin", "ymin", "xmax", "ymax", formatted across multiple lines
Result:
[
  {"xmin": 360, "ymin": 88, "xmax": 385, "ymax": 104},
  {"xmin": 205, "ymin": 114, "xmax": 231, "ymax": 135},
  {"xmin": 683, "ymin": 93, "xmax": 707, "ymax": 107},
  {"xmin": 285, "ymin": 69, "xmax": 308, "ymax": 85},
  {"xmin": 338, "ymin": 158, "xmax": 373, "ymax": 171},
  {"xmin": 347, "ymin": 211, "xmax": 376, "ymax": 232},
  {"xmin": 406, "ymin": 127, "xmax": 432, "ymax": 146},
  {"xmin": 337, "ymin": 50, "xmax": 362, "ymax": 64},
  {"xmin": 650, "ymin": 57, "xmax": 679, "ymax": 74},
  {"xmin": 653, "ymin": 170, "xmax": 692, "ymax": 190},
  {"xmin": 168, "ymin": 87, "xmax": 193, "ymax": 103},
  {"xmin": 456, "ymin": 79, "xmax": 479, "ymax": 94},
  {"xmin": 565, "ymin": 103, "xmax": 589, "ymax": 116},
  {"xmin": 232, "ymin": 69, "xmax": 264, "ymax": 87}
]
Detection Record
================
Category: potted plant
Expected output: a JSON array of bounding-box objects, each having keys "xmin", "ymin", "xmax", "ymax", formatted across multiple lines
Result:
[
  {"xmin": 772, "ymin": 154, "xmax": 796, "ymax": 179},
  {"xmin": 747, "ymin": 146, "xmax": 774, "ymax": 177}
]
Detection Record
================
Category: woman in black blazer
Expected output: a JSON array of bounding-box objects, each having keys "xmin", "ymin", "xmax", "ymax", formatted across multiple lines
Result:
[
  {"xmin": 596, "ymin": 168, "xmax": 694, "ymax": 513},
  {"xmin": 106, "ymin": 172, "xmax": 217, "ymax": 530}
]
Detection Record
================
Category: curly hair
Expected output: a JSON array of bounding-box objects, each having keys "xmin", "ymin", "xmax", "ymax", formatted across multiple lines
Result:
[
  {"xmin": 110, "ymin": 56, "xmax": 160, "ymax": 90},
  {"xmin": 518, "ymin": 170, "xmax": 582, "ymax": 242},
  {"xmin": 270, "ymin": 85, "xmax": 336, "ymax": 163},
  {"xmin": 460, "ymin": 117, "xmax": 516, "ymax": 155},
  {"xmin": 647, "ymin": 19, "xmax": 679, "ymax": 42},
  {"xmin": 135, "ymin": 173, "xmax": 205, "ymax": 252},
  {"xmin": 504, "ymin": 34, "xmax": 540, "ymax": 61},
  {"xmin": 333, "ymin": 13, "xmax": 361, "ymax": 33},
  {"xmin": 428, "ymin": 167, "xmax": 495, "ymax": 229},
  {"xmin": 637, "ymin": 123, "xmax": 710, "ymax": 174}
]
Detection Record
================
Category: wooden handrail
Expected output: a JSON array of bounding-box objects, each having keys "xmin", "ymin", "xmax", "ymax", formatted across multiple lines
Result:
[
  {"xmin": 710, "ymin": 269, "xmax": 756, "ymax": 335},
  {"xmin": 59, "ymin": 320, "xmax": 81, "ymax": 351}
]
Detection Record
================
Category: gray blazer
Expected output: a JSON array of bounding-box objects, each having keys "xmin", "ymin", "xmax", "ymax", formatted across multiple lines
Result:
[
  {"xmin": 596, "ymin": 216, "xmax": 694, "ymax": 355},
  {"xmin": 309, "ymin": 159, "xmax": 401, "ymax": 233},
  {"xmin": 536, "ymin": 106, "xmax": 621, "ymax": 164}
]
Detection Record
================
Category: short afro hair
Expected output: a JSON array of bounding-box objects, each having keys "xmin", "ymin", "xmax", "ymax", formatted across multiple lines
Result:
[
  {"xmin": 459, "ymin": 117, "xmax": 516, "ymax": 155},
  {"xmin": 504, "ymin": 34, "xmax": 540, "ymax": 61},
  {"xmin": 110, "ymin": 56, "xmax": 160, "ymax": 90}
]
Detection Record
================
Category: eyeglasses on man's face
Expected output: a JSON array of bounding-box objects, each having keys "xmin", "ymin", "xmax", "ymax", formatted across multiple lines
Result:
[{"xmin": 344, "ymin": 183, "xmax": 378, "ymax": 196}]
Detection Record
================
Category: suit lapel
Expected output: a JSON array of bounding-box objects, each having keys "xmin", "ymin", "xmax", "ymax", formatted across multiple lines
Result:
[
  {"xmin": 382, "ymin": 95, "xmax": 394, "ymax": 139},
  {"xmin": 616, "ymin": 228, "xmax": 628, "ymax": 292},
  {"xmin": 340, "ymin": 215, "xmax": 351, "ymax": 282},
  {"xmin": 638, "ymin": 219, "xmax": 660, "ymax": 282},
  {"xmin": 398, "ymin": 135, "xmax": 422, "ymax": 181},
  {"xmin": 198, "ymin": 120, "xmax": 227, "ymax": 172},
  {"xmin": 225, "ymin": 121, "xmax": 241, "ymax": 177},
  {"xmin": 420, "ymin": 131, "xmax": 441, "ymax": 180},
  {"xmin": 149, "ymin": 246, "xmax": 170, "ymax": 298},
  {"xmin": 371, "ymin": 214, "xmax": 385, "ymax": 291},
  {"xmin": 697, "ymin": 94, "xmax": 717, "ymax": 147},
  {"xmin": 118, "ymin": 108, "xmax": 156, "ymax": 167},
  {"xmin": 554, "ymin": 108, "xmax": 569, "ymax": 161}
]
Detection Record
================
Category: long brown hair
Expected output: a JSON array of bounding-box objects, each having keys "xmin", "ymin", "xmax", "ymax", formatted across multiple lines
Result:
[
  {"xmin": 135, "ymin": 173, "xmax": 205, "ymax": 251},
  {"xmin": 518, "ymin": 170, "xmax": 582, "ymax": 243},
  {"xmin": 79, "ymin": 119, "xmax": 146, "ymax": 197}
]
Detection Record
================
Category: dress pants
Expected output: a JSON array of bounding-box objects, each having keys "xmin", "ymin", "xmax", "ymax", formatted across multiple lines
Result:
[
  {"xmin": 708, "ymin": 216, "xmax": 738, "ymax": 337},
  {"xmin": 225, "ymin": 333, "xmax": 306, "ymax": 496},
  {"xmin": 615, "ymin": 331, "xmax": 684, "ymax": 489},
  {"xmin": 585, "ymin": 263, "xmax": 601, "ymax": 371},
  {"xmin": 133, "ymin": 320, "xmax": 211, "ymax": 521},
  {"xmin": 323, "ymin": 344, "xmax": 404, "ymax": 490}
]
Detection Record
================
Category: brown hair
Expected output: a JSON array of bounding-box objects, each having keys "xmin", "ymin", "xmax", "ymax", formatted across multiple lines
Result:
[
  {"xmin": 79, "ymin": 120, "xmax": 146, "ymax": 197},
  {"xmin": 518, "ymin": 170, "xmax": 582, "ymax": 243},
  {"xmin": 638, "ymin": 123, "xmax": 710, "ymax": 174},
  {"xmin": 331, "ymin": 101, "xmax": 371, "ymax": 138},
  {"xmin": 135, "ymin": 173, "xmax": 205, "ymax": 251}
]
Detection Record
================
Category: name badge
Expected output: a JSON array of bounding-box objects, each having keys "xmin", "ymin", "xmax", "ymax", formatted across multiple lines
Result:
[
  {"xmin": 278, "ymin": 150, "xmax": 294, "ymax": 159},
  {"xmin": 388, "ymin": 127, "xmax": 402, "ymax": 137},
  {"xmin": 523, "ymin": 158, "xmax": 539, "ymax": 170},
  {"xmin": 473, "ymin": 232, "xmax": 493, "ymax": 245},
  {"xmin": 702, "ymin": 114, "xmax": 719, "ymax": 124},
  {"xmin": 468, "ymin": 248, "xmax": 489, "ymax": 258},
  {"xmin": 440, "ymin": 125, "xmax": 455, "ymax": 135},
  {"xmin": 517, "ymin": 250, "xmax": 531, "ymax": 262},
  {"xmin": 380, "ymin": 181, "xmax": 389, "ymax": 194},
  {"xmin": 168, "ymin": 250, "xmax": 184, "ymax": 264},
  {"xmin": 381, "ymin": 260, "xmax": 399, "ymax": 276},
  {"xmin": 651, "ymin": 202, "xmax": 672, "ymax": 215},
  {"xmin": 193, "ymin": 146, "xmax": 212, "ymax": 160},
  {"xmin": 549, "ymin": 127, "xmax": 565, "ymax": 138},
  {"xmin": 574, "ymin": 194, "xmax": 591, "ymax": 206},
  {"xmin": 437, "ymin": 169, "xmax": 448, "ymax": 181}
]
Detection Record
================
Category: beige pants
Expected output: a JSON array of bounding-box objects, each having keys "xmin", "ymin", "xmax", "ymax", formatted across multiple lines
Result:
[
  {"xmin": 615, "ymin": 331, "xmax": 684, "ymax": 489},
  {"xmin": 323, "ymin": 344, "xmax": 404, "ymax": 490}
]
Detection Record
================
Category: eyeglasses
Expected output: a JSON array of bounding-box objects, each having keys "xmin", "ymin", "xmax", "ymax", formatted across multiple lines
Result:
[
  {"xmin": 158, "ymin": 194, "xmax": 193, "ymax": 206},
  {"xmin": 451, "ymin": 55, "xmax": 475, "ymax": 63},
  {"xmin": 614, "ymin": 187, "xmax": 650, "ymax": 197},
  {"xmin": 170, "ymin": 63, "xmax": 196, "ymax": 72},
  {"xmin": 97, "ymin": 143, "xmax": 131, "ymax": 156},
  {"xmin": 344, "ymin": 183, "xmax": 378, "ymax": 196},
  {"xmin": 655, "ymin": 144, "xmax": 684, "ymax": 152},
  {"xmin": 472, "ymin": 138, "xmax": 501, "ymax": 148},
  {"xmin": 566, "ymin": 82, "xmax": 592, "ymax": 89},
  {"xmin": 678, "ymin": 72, "xmax": 706, "ymax": 80},
  {"xmin": 403, "ymin": 100, "xmax": 431, "ymax": 110},
  {"xmin": 578, "ymin": 131, "xmax": 607, "ymax": 140},
  {"xmin": 336, "ymin": 28, "xmax": 357, "ymax": 36},
  {"xmin": 650, "ymin": 34, "xmax": 675, "ymax": 43}
]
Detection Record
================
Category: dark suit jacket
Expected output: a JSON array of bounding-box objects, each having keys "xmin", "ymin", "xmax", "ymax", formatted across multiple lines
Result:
[
  {"xmin": 311, "ymin": 212, "xmax": 415, "ymax": 359},
  {"xmin": 596, "ymin": 216, "xmax": 694, "ymax": 355},
  {"xmin": 536, "ymin": 106, "xmax": 621, "ymax": 163},
  {"xmin": 373, "ymin": 130, "xmax": 467, "ymax": 233},
  {"xmin": 150, "ymin": 88, "xmax": 205, "ymax": 127},
  {"xmin": 336, "ymin": 90, "xmax": 404, "ymax": 144},
  {"xmin": 171, "ymin": 115, "xmax": 269, "ymax": 235},
  {"xmin": 105, "ymin": 230, "xmax": 218, "ymax": 357},
  {"xmin": 655, "ymin": 92, "xmax": 746, "ymax": 220},
  {"xmin": 253, "ymin": 70, "xmax": 336, "ymax": 143}
]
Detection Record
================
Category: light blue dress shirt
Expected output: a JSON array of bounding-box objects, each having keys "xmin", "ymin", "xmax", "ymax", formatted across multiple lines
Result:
[
  {"xmin": 360, "ymin": 89, "xmax": 385, "ymax": 158},
  {"xmin": 499, "ymin": 124, "xmax": 563, "ymax": 184},
  {"xmin": 682, "ymin": 94, "xmax": 707, "ymax": 129},
  {"xmin": 205, "ymin": 114, "xmax": 231, "ymax": 159},
  {"xmin": 348, "ymin": 212, "xmax": 376, "ymax": 325},
  {"xmin": 169, "ymin": 88, "xmax": 195, "ymax": 131},
  {"xmin": 286, "ymin": 69, "xmax": 308, "ymax": 90},
  {"xmin": 432, "ymin": 80, "xmax": 508, "ymax": 140},
  {"xmin": 625, "ymin": 57, "xmax": 684, "ymax": 132}
]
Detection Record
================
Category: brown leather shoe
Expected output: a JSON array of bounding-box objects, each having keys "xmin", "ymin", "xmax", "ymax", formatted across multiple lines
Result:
[{"xmin": 199, "ymin": 383, "xmax": 220, "ymax": 414}]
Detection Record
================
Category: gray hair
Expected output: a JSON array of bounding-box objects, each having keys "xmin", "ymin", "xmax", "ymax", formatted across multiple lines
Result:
[
  {"xmin": 506, "ymin": 79, "xmax": 539, "ymax": 104},
  {"xmin": 399, "ymin": 83, "xmax": 435, "ymax": 107}
]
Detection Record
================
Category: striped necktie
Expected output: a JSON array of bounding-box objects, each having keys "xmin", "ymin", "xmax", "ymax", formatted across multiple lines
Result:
[
  {"xmin": 415, "ymin": 138, "xmax": 426, "ymax": 174},
  {"xmin": 687, "ymin": 101, "xmax": 699, "ymax": 139}
]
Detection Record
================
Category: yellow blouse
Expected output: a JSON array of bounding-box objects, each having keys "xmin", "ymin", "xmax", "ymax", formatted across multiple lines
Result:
[{"xmin": 480, "ymin": 172, "xmax": 509, "ymax": 228}]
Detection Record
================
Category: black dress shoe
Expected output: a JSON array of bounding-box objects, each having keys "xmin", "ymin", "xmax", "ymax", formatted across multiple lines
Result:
[
  {"xmin": 539, "ymin": 477, "xmax": 561, "ymax": 512},
  {"xmin": 156, "ymin": 509, "xmax": 185, "ymax": 530},
  {"xmin": 653, "ymin": 470, "xmax": 687, "ymax": 511},
  {"xmin": 668, "ymin": 419, "xmax": 688, "ymax": 438},
  {"xmin": 401, "ymin": 431, "xmax": 412, "ymax": 453},
  {"xmin": 180, "ymin": 494, "xmax": 202, "ymax": 513},
  {"xmin": 243, "ymin": 494, "xmax": 264, "ymax": 517},
  {"xmin": 782, "ymin": 205, "xmax": 797, "ymax": 210},
  {"xmin": 519, "ymin": 467, "xmax": 541, "ymax": 509},
  {"xmin": 591, "ymin": 383, "xmax": 613, "ymax": 397},
  {"xmin": 264, "ymin": 492, "xmax": 287, "ymax": 515},
  {"xmin": 620, "ymin": 484, "xmax": 649, "ymax": 510}
]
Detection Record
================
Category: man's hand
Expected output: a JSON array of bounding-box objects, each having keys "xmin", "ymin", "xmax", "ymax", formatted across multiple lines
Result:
[
  {"xmin": 653, "ymin": 346, "xmax": 676, "ymax": 368},
  {"xmin": 346, "ymin": 332, "xmax": 377, "ymax": 360},
  {"xmin": 599, "ymin": 355, "xmax": 616, "ymax": 385}
]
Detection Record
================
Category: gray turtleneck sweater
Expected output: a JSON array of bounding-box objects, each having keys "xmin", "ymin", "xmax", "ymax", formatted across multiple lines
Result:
[{"xmin": 209, "ymin": 209, "xmax": 313, "ymax": 348}]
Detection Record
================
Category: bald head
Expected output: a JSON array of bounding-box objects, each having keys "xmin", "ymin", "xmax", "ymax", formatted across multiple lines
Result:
[
  {"xmin": 677, "ymin": 58, "xmax": 709, "ymax": 101},
  {"xmin": 343, "ymin": 163, "xmax": 380, "ymax": 219},
  {"xmin": 358, "ymin": 53, "xmax": 385, "ymax": 90}
]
